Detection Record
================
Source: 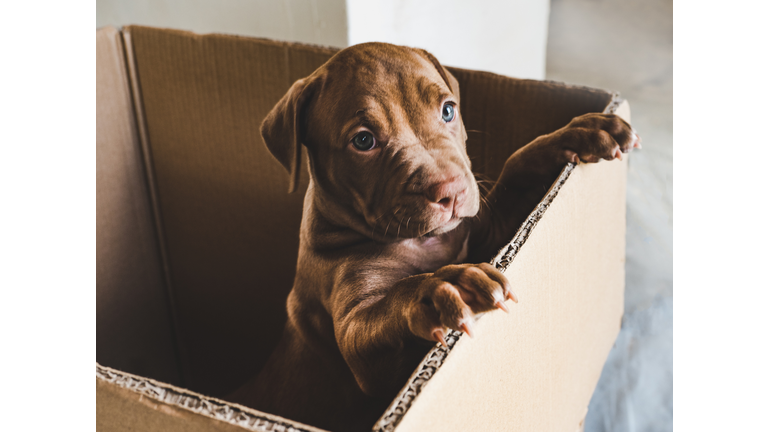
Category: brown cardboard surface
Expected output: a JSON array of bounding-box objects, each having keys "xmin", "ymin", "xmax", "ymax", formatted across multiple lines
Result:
[
  {"xmin": 389, "ymin": 148, "xmax": 627, "ymax": 432},
  {"xmin": 96, "ymin": 26, "xmax": 180, "ymax": 384},
  {"xmin": 97, "ymin": 364, "xmax": 328, "ymax": 432},
  {"xmin": 97, "ymin": 379, "xmax": 240, "ymax": 432}
]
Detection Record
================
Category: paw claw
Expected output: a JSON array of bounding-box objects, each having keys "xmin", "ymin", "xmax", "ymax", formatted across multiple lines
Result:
[
  {"xmin": 459, "ymin": 321, "xmax": 475, "ymax": 338},
  {"xmin": 564, "ymin": 150, "xmax": 580, "ymax": 164},
  {"xmin": 433, "ymin": 329, "xmax": 448, "ymax": 347},
  {"xmin": 506, "ymin": 290, "xmax": 518, "ymax": 303},
  {"xmin": 613, "ymin": 145, "xmax": 622, "ymax": 160},
  {"xmin": 495, "ymin": 300, "xmax": 509, "ymax": 313}
]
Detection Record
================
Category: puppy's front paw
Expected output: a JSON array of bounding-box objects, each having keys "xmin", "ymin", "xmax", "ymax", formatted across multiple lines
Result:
[
  {"xmin": 407, "ymin": 263, "xmax": 516, "ymax": 346},
  {"xmin": 558, "ymin": 113, "xmax": 641, "ymax": 164}
]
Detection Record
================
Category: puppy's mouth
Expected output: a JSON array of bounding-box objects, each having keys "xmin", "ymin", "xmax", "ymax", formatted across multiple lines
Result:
[
  {"xmin": 365, "ymin": 169, "xmax": 480, "ymax": 240},
  {"xmin": 370, "ymin": 194, "xmax": 476, "ymax": 240},
  {"xmin": 371, "ymin": 214, "xmax": 463, "ymax": 239},
  {"xmin": 422, "ymin": 216, "xmax": 464, "ymax": 237}
]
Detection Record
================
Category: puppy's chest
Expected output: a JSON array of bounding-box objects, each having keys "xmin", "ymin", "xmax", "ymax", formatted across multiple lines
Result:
[{"xmin": 399, "ymin": 227, "xmax": 469, "ymax": 273}]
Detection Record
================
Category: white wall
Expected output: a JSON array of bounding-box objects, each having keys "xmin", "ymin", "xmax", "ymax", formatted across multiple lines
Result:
[
  {"xmin": 347, "ymin": 0, "xmax": 550, "ymax": 79},
  {"xmin": 96, "ymin": 0, "xmax": 349, "ymax": 48},
  {"xmin": 97, "ymin": 0, "xmax": 549, "ymax": 80}
]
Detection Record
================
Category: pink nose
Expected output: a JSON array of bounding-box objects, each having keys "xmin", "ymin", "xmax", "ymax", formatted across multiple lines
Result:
[{"xmin": 425, "ymin": 176, "xmax": 467, "ymax": 213}]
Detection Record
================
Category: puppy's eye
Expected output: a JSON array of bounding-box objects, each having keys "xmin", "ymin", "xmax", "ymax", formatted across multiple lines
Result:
[
  {"xmin": 351, "ymin": 131, "xmax": 377, "ymax": 151},
  {"xmin": 442, "ymin": 103, "xmax": 456, "ymax": 122}
]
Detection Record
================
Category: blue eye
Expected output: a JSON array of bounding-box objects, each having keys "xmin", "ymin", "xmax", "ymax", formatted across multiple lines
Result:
[
  {"xmin": 442, "ymin": 103, "xmax": 455, "ymax": 122},
  {"xmin": 352, "ymin": 131, "xmax": 376, "ymax": 151}
]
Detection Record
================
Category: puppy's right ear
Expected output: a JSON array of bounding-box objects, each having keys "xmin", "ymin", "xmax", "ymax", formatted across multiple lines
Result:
[{"xmin": 261, "ymin": 77, "xmax": 317, "ymax": 193}]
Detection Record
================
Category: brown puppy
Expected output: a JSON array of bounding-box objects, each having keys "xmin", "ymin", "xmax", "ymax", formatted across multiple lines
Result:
[{"xmin": 228, "ymin": 43, "xmax": 639, "ymax": 431}]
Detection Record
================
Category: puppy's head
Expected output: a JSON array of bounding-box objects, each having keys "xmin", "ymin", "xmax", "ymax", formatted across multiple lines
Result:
[{"xmin": 262, "ymin": 43, "xmax": 480, "ymax": 241}]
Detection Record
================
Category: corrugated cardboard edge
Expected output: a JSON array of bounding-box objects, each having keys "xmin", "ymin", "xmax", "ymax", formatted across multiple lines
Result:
[
  {"xmin": 371, "ymin": 93, "xmax": 626, "ymax": 432},
  {"xmin": 96, "ymin": 363, "xmax": 329, "ymax": 432}
]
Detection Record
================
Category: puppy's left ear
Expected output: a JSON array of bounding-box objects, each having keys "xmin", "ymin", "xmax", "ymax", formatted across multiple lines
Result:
[
  {"xmin": 416, "ymin": 49, "xmax": 461, "ymax": 104},
  {"xmin": 261, "ymin": 76, "xmax": 319, "ymax": 193}
]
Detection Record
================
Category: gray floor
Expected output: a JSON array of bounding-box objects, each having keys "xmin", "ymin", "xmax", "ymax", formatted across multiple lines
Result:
[{"xmin": 545, "ymin": 1, "xmax": 673, "ymax": 431}]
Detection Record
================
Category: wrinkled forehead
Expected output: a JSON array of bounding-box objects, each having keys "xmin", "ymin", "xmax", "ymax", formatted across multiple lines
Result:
[{"xmin": 319, "ymin": 44, "xmax": 452, "ymax": 115}]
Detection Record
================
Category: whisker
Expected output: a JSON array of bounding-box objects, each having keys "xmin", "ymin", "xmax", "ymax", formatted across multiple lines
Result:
[
  {"xmin": 384, "ymin": 215, "xmax": 394, "ymax": 237},
  {"xmin": 479, "ymin": 195, "xmax": 491, "ymax": 211}
]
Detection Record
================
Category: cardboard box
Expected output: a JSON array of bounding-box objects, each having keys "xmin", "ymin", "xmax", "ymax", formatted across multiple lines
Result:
[{"xmin": 96, "ymin": 25, "xmax": 629, "ymax": 432}]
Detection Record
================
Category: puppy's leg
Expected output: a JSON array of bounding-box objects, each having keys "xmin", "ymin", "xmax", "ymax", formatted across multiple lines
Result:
[
  {"xmin": 334, "ymin": 262, "xmax": 513, "ymax": 397},
  {"xmin": 405, "ymin": 263, "xmax": 517, "ymax": 344},
  {"xmin": 468, "ymin": 113, "xmax": 640, "ymax": 262}
]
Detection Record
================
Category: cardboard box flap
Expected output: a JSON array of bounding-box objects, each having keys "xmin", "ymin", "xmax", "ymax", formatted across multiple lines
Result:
[
  {"xmin": 96, "ymin": 26, "xmax": 180, "ymax": 385},
  {"xmin": 374, "ymin": 161, "xmax": 626, "ymax": 432},
  {"xmin": 97, "ymin": 363, "xmax": 328, "ymax": 432}
]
